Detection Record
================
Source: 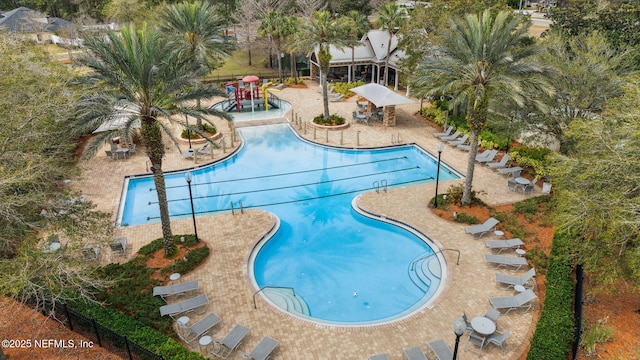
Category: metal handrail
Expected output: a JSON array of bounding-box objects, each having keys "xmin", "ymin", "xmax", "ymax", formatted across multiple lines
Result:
[
  {"xmin": 410, "ymin": 248, "xmax": 461, "ymax": 270},
  {"xmin": 253, "ymin": 286, "xmax": 296, "ymax": 309}
]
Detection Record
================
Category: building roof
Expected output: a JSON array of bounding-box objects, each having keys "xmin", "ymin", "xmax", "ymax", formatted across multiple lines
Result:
[{"xmin": 0, "ymin": 7, "xmax": 74, "ymax": 33}]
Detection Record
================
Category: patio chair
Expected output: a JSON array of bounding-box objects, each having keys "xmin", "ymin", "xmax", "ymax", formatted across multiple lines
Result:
[
  {"xmin": 109, "ymin": 237, "xmax": 127, "ymax": 260},
  {"xmin": 484, "ymin": 307, "xmax": 501, "ymax": 324},
  {"xmin": 485, "ymin": 254, "xmax": 529, "ymax": 271},
  {"xmin": 426, "ymin": 339, "xmax": 454, "ymax": 360},
  {"xmin": 211, "ymin": 324, "xmax": 251, "ymax": 359},
  {"xmin": 368, "ymin": 354, "xmax": 390, "ymax": 360},
  {"xmin": 159, "ymin": 294, "xmax": 209, "ymax": 318},
  {"xmin": 439, "ymin": 130, "xmax": 461, "ymax": 141},
  {"xmin": 487, "ymin": 154, "xmax": 510, "ymax": 169},
  {"xmin": 178, "ymin": 313, "xmax": 222, "ymax": 345},
  {"xmin": 476, "ymin": 150, "xmax": 498, "ymax": 163},
  {"xmin": 541, "ymin": 182, "xmax": 552, "ymax": 194},
  {"xmin": 82, "ymin": 245, "xmax": 100, "ymax": 261},
  {"xmin": 464, "ymin": 217, "xmax": 500, "ymax": 239},
  {"xmin": 486, "ymin": 329, "xmax": 511, "ymax": 354},
  {"xmin": 461, "ymin": 312, "xmax": 473, "ymax": 332},
  {"xmin": 507, "ymin": 179, "xmax": 518, "ymax": 192},
  {"xmin": 489, "ymin": 288, "xmax": 537, "ymax": 314},
  {"xmin": 448, "ymin": 134, "xmax": 469, "ymax": 146},
  {"xmin": 497, "ymin": 166, "xmax": 523, "ymax": 178},
  {"xmin": 495, "ymin": 268, "xmax": 536, "ymax": 289},
  {"xmin": 402, "ymin": 346, "xmax": 428, "ymax": 360},
  {"xmin": 465, "ymin": 331, "xmax": 486, "ymax": 356},
  {"xmin": 484, "ymin": 238, "xmax": 524, "ymax": 253},
  {"xmin": 239, "ymin": 336, "xmax": 279, "ymax": 360},
  {"xmin": 523, "ymin": 178, "xmax": 538, "ymax": 195},
  {"xmin": 129, "ymin": 143, "xmax": 136, "ymax": 154},
  {"xmin": 153, "ymin": 280, "xmax": 199, "ymax": 302},
  {"xmin": 105, "ymin": 150, "xmax": 116, "ymax": 160},
  {"xmin": 434, "ymin": 125, "xmax": 453, "ymax": 138}
]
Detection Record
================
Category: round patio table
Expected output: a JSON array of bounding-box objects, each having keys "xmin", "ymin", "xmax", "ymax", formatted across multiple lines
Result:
[
  {"xmin": 515, "ymin": 177, "xmax": 530, "ymax": 186},
  {"xmin": 471, "ymin": 316, "xmax": 496, "ymax": 336}
]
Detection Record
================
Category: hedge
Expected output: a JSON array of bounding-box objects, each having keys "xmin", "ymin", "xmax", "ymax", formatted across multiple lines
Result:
[{"xmin": 526, "ymin": 230, "xmax": 575, "ymax": 359}]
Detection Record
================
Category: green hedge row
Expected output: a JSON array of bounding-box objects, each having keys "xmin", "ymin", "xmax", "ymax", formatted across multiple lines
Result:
[
  {"xmin": 69, "ymin": 300, "xmax": 206, "ymax": 360},
  {"xmin": 526, "ymin": 230, "xmax": 575, "ymax": 359}
]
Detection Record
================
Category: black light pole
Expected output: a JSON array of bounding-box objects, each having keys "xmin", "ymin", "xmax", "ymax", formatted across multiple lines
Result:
[
  {"xmin": 184, "ymin": 171, "xmax": 199, "ymax": 243},
  {"xmin": 433, "ymin": 143, "xmax": 444, "ymax": 208},
  {"xmin": 453, "ymin": 317, "xmax": 466, "ymax": 360}
]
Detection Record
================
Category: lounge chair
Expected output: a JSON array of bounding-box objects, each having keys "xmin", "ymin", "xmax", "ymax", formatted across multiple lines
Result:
[
  {"xmin": 487, "ymin": 154, "xmax": 510, "ymax": 169},
  {"xmin": 465, "ymin": 217, "xmax": 500, "ymax": 239},
  {"xmin": 328, "ymin": 93, "xmax": 344, "ymax": 102},
  {"xmin": 239, "ymin": 336, "xmax": 279, "ymax": 360},
  {"xmin": 495, "ymin": 268, "xmax": 536, "ymax": 289},
  {"xmin": 485, "ymin": 254, "xmax": 529, "ymax": 271},
  {"xmin": 178, "ymin": 313, "xmax": 222, "ymax": 345},
  {"xmin": 434, "ymin": 125, "xmax": 453, "ymax": 138},
  {"xmin": 448, "ymin": 134, "xmax": 469, "ymax": 146},
  {"xmin": 497, "ymin": 166, "xmax": 523, "ymax": 177},
  {"xmin": 402, "ymin": 346, "xmax": 428, "ymax": 360},
  {"xmin": 457, "ymin": 143, "xmax": 474, "ymax": 151},
  {"xmin": 486, "ymin": 329, "xmax": 510, "ymax": 354},
  {"xmin": 476, "ymin": 149, "xmax": 498, "ymax": 163},
  {"xmin": 153, "ymin": 280, "xmax": 199, "ymax": 301},
  {"xmin": 368, "ymin": 354, "xmax": 390, "ymax": 360},
  {"xmin": 489, "ymin": 288, "xmax": 537, "ymax": 314},
  {"xmin": 439, "ymin": 130, "xmax": 461, "ymax": 141},
  {"xmin": 427, "ymin": 339, "xmax": 454, "ymax": 360},
  {"xmin": 159, "ymin": 294, "xmax": 209, "ymax": 318},
  {"xmin": 211, "ymin": 324, "xmax": 251, "ymax": 359},
  {"xmin": 484, "ymin": 238, "xmax": 524, "ymax": 253},
  {"xmin": 184, "ymin": 143, "xmax": 210, "ymax": 159}
]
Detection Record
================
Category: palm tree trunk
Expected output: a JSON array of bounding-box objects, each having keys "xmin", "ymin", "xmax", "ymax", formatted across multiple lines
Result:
[
  {"xmin": 321, "ymin": 70, "xmax": 330, "ymax": 120},
  {"xmin": 462, "ymin": 129, "xmax": 480, "ymax": 206}
]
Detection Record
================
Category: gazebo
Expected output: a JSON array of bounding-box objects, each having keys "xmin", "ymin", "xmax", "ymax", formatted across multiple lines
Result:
[{"xmin": 350, "ymin": 83, "xmax": 415, "ymax": 127}]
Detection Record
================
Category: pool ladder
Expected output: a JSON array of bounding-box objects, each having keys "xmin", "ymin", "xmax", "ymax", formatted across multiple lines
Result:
[
  {"xmin": 230, "ymin": 200, "xmax": 244, "ymax": 215},
  {"xmin": 373, "ymin": 180, "xmax": 388, "ymax": 193},
  {"xmin": 391, "ymin": 133, "xmax": 403, "ymax": 144}
]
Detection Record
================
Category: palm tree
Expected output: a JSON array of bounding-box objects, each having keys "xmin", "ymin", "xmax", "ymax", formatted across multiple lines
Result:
[
  {"xmin": 157, "ymin": 0, "xmax": 233, "ymax": 130},
  {"xmin": 411, "ymin": 10, "xmax": 553, "ymax": 205},
  {"xmin": 258, "ymin": 10, "xmax": 297, "ymax": 83},
  {"xmin": 344, "ymin": 11, "xmax": 371, "ymax": 82},
  {"xmin": 375, "ymin": 2, "xmax": 407, "ymax": 87},
  {"xmin": 292, "ymin": 11, "xmax": 353, "ymax": 121},
  {"xmin": 76, "ymin": 24, "xmax": 231, "ymax": 256}
]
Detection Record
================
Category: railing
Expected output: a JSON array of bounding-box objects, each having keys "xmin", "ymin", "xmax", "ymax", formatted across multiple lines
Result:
[
  {"xmin": 373, "ymin": 180, "xmax": 388, "ymax": 193},
  {"xmin": 253, "ymin": 286, "xmax": 296, "ymax": 309},
  {"xmin": 410, "ymin": 248, "xmax": 461, "ymax": 270}
]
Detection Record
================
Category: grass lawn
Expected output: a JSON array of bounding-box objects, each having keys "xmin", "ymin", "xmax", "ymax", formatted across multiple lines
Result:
[{"xmin": 207, "ymin": 48, "xmax": 280, "ymax": 82}]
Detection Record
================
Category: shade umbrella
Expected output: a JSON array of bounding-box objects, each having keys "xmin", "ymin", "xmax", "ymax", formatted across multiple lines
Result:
[{"xmin": 242, "ymin": 75, "xmax": 260, "ymax": 112}]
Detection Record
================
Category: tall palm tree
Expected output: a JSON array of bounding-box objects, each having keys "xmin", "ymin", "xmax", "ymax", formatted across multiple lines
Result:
[
  {"xmin": 157, "ymin": 0, "xmax": 233, "ymax": 130},
  {"xmin": 292, "ymin": 11, "xmax": 353, "ymax": 121},
  {"xmin": 375, "ymin": 2, "xmax": 407, "ymax": 87},
  {"xmin": 76, "ymin": 24, "xmax": 231, "ymax": 255},
  {"xmin": 411, "ymin": 10, "xmax": 553, "ymax": 206},
  {"xmin": 258, "ymin": 10, "xmax": 297, "ymax": 83},
  {"xmin": 344, "ymin": 11, "xmax": 371, "ymax": 82}
]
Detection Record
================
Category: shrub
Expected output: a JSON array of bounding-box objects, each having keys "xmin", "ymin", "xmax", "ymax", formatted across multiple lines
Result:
[
  {"xmin": 453, "ymin": 212, "xmax": 479, "ymax": 224},
  {"xmin": 330, "ymin": 80, "xmax": 365, "ymax": 96},
  {"xmin": 181, "ymin": 129, "xmax": 200, "ymax": 139},
  {"xmin": 313, "ymin": 114, "xmax": 345, "ymax": 125},
  {"xmin": 444, "ymin": 183, "xmax": 487, "ymax": 207},
  {"xmin": 160, "ymin": 246, "xmax": 210, "ymax": 276},
  {"xmin": 580, "ymin": 322, "xmax": 613, "ymax": 357}
]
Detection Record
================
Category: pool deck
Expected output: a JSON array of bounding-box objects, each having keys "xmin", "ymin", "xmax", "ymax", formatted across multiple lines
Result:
[{"xmin": 74, "ymin": 82, "xmax": 539, "ymax": 359}]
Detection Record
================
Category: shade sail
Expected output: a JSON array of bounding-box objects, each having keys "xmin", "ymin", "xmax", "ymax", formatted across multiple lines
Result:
[
  {"xmin": 92, "ymin": 105, "xmax": 141, "ymax": 133},
  {"xmin": 349, "ymin": 83, "xmax": 415, "ymax": 107}
]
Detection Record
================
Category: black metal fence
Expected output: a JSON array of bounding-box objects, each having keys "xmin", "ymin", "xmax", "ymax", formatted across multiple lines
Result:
[{"xmin": 59, "ymin": 302, "xmax": 164, "ymax": 360}]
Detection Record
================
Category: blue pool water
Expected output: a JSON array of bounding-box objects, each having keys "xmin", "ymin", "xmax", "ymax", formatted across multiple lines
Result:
[{"xmin": 120, "ymin": 123, "xmax": 460, "ymax": 324}]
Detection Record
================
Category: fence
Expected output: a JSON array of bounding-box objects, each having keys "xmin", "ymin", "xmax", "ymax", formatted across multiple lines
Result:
[
  {"xmin": 58, "ymin": 302, "xmax": 164, "ymax": 360},
  {"xmin": 204, "ymin": 71, "xmax": 282, "ymax": 84}
]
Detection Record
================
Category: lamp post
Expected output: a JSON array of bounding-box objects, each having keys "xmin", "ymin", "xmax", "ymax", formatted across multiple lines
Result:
[
  {"xmin": 184, "ymin": 172, "xmax": 199, "ymax": 243},
  {"xmin": 433, "ymin": 143, "xmax": 444, "ymax": 208},
  {"xmin": 453, "ymin": 316, "xmax": 466, "ymax": 360}
]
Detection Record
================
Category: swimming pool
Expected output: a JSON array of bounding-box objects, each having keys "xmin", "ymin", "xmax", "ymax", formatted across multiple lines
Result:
[{"xmin": 119, "ymin": 123, "xmax": 460, "ymax": 325}]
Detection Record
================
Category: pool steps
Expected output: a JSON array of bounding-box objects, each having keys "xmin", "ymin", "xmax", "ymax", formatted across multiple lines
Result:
[
  {"xmin": 408, "ymin": 255, "xmax": 442, "ymax": 296},
  {"xmin": 262, "ymin": 287, "xmax": 311, "ymax": 316}
]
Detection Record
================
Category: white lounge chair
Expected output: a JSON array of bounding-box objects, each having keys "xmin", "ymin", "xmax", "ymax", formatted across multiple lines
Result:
[
  {"xmin": 439, "ymin": 130, "xmax": 461, "ymax": 141},
  {"xmin": 183, "ymin": 143, "xmax": 210, "ymax": 159},
  {"xmin": 448, "ymin": 133, "xmax": 469, "ymax": 146},
  {"xmin": 328, "ymin": 93, "xmax": 344, "ymax": 102},
  {"xmin": 485, "ymin": 254, "xmax": 529, "ymax": 271},
  {"xmin": 487, "ymin": 154, "xmax": 510, "ymax": 169},
  {"xmin": 495, "ymin": 268, "xmax": 536, "ymax": 289},
  {"xmin": 427, "ymin": 339, "xmax": 454, "ymax": 360},
  {"xmin": 240, "ymin": 336, "xmax": 279, "ymax": 360},
  {"xmin": 159, "ymin": 294, "xmax": 209, "ymax": 318},
  {"xmin": 178, "ymin": 313, "xmax": 222, "ymax": 345},
  {"xmin": 403, "ymin": 346, "xmax": 428, "ymax": 360},
  {"xmin": 490, "ymin": 289, "xmax": 537, "ymax": 314},
  {"xmin": 465, "ymin": 217, "xmax": 500, "ymax": 239},
  {"xmin": 153, "ymin": 280, "xmax": 199, "ymax": 301},
  {"xmin": 497, "ymin": 166, "xmax": 523, "ymax": 177},
  {"xmin": 485, "ymin": 238, "xmax": 524, "ymax": 253},
  {"xmin": 211, "ymin": 324, "xmax": 251, "ymax": 359},
  {"xmin": 368, "ymin": 354, "xmax": 390, "ymax": 360},
  {"xmin": 434, "ymin": 125, "xmax": 453, "ymax": 138},
  {"xmin": 476, "ymin": 149, "xmax": 498, "ymax": 163}
]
